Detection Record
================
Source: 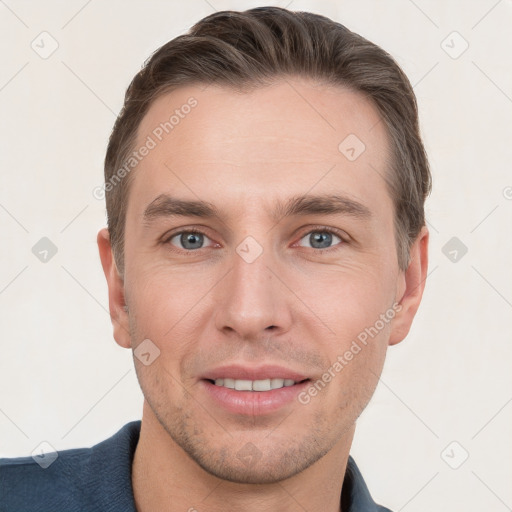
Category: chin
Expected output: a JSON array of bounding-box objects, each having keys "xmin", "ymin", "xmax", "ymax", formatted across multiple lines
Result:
[
  {"xmin": 163, "ymin": 415, "xmax": 333, "ymax": 485},
  {"xmin": 190, "ymin": 445, "xmax": 328, "ymax": 485}
]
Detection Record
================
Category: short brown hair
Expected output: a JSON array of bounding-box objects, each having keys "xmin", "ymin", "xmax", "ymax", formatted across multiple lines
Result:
[{"xmin": 104, "ymin": 6, "xmax": 431, "ymax": 274}]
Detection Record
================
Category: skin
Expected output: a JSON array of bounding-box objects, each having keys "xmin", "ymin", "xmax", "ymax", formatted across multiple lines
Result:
[{"xmin": 98, "ymin": 78, "xmax": 429, "ymax": 512}]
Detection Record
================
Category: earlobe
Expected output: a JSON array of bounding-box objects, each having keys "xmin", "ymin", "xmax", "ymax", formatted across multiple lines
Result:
[
  {"xmin": 97, "ymin": 228, "xmax": 131, "ymax": 349},
  {"xmin": 388, "ymin": 226, "xmax": 429, "ymax": 346}
]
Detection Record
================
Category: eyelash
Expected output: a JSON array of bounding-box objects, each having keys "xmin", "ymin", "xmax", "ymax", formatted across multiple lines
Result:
[{"xmin": 162, "ymin": 226, "xmax": 348, "ymax": 255}]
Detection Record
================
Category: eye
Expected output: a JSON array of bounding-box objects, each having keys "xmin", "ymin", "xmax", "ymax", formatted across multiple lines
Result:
[
  {"xmin": 297, "ymin": 229, "xmax": 344, "ymax": 251},
  {"xmin": 166, "ymin": 229, "xmax": 214, "ymax": 251},
  {"xmin": 163, "ymin": 227, "xmax": 346, "ymax": 254}
]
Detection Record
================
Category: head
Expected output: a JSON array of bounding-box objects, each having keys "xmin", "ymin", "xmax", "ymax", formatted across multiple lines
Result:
[{"xmin": 98, "ymin": 7, "xmax": 430, "ymax": 484}]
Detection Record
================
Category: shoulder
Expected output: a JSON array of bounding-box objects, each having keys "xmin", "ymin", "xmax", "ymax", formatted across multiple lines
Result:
[
  {"xmin": 0, "ymin": 448, "xmax": 93, "ymax": 511},
  {"xmin": 0, "ymin": 420, "xmax": 141, "ymax": 512}
]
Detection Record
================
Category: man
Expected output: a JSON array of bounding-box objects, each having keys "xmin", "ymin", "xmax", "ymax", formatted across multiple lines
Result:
[{"xmin": 0, "ymin": 6, "xmax": 430, "ymax": 511}]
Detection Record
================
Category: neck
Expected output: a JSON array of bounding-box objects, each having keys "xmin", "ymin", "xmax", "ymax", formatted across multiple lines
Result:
[{"xmin": 132, "ymin": 402, "xmax": 354, "ymax": 512}]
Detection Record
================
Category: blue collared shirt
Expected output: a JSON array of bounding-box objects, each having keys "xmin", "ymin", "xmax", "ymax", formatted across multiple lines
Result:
[{"xmin": 0, "ymin": 421, "xmax": 392, "ymax": 511}]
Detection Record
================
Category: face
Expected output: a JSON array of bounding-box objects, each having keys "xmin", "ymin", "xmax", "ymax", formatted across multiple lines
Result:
[{"xmin": 99, "ymin": 78, "xmax": 428, "ymax": 484}]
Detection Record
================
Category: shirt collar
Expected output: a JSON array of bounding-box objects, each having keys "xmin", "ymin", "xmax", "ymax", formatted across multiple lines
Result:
[{"xmin": 341, "ymin": 455, "xmax": 391, "ymax": 511}]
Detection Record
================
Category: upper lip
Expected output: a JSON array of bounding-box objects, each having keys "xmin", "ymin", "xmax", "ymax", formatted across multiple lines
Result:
[{"xmin": 201, "ymin": 364, "xmax": 309, "ymax": 382}]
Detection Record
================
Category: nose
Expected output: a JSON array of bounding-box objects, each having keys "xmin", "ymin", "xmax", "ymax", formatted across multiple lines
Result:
[{"xmin": 214, "ymin": 244, "xmax": 293, "ymax": 341}]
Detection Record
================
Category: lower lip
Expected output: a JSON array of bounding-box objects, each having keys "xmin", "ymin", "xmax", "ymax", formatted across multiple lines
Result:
[{"xmin": 200, "ymin": 379, "xmax": 310, "ymax": 415}]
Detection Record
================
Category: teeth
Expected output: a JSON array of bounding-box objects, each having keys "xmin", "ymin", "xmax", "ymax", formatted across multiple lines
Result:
[
  {"xmin": 253, "ymin": 379, "xmax": 271, "ymax": 391},
  {"xmin": 223, "ymin": 378, "xmax": 235, "ymax": 389},
  {"xmin": 213, "ymin": 378, "xmax": 298, "ymax": 391},
  {"xmin": 271, "ymin": 378, "xmax": 284, "ymax": 389},
  {"xmin": 234, "ymin": 379, "xmax": 252, "ymax": 391}
]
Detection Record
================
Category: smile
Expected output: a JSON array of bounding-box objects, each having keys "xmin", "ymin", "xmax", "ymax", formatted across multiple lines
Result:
[{"xmin": 201, "ymin": 378, "xmax": 311, "ymax": 415}]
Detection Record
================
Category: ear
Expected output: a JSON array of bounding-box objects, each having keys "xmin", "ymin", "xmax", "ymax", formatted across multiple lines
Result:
[
  {"xmin": 388, "ymin": 225, "xmax": 429, "ymax": 346},
  {"xmin": 97, "ymin": 228, "xmax": 131, "ymax": 349}
]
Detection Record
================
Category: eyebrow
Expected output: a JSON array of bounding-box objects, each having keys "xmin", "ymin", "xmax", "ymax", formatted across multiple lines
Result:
[{"xmin": 142, "ymin": 193, "xmax": 372, "ymax": 225}]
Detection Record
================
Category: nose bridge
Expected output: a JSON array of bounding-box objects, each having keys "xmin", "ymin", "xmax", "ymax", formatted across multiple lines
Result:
[{"xmin": 215, "ymin": 239, "xmax": 289, "ymax": 337}]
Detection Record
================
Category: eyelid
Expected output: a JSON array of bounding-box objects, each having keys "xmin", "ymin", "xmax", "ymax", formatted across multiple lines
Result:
[{"xmin": 296, "ymin": 225, "xmax": 349, "ymax": 241}]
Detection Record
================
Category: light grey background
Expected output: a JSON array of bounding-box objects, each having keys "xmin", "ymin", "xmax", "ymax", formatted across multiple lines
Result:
[{"xmin": 1, "ymin": 1, "xmax": 511, "ymax": 510}]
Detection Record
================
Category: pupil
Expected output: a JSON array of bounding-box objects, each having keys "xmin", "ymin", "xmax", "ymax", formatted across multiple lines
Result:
[
  {"xmin": 311, "ymin": 232, "xmax": 331, "ymax": 249},
  {"xmin": 182, "ymin": 232, "xmax": 203, "ymax": 250}
]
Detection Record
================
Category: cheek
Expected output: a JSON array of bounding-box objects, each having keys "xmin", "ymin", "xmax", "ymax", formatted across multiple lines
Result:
[
  {"xmin": 300, "ymin": 262, "xmax": 396, "ymax": 332},
  {"xmin": 124, "ymin": 265, "xmax": 216, "ymax": 379},
  {"xmin": 318, "ymin": 314, "xmax": 389, "ymax": 418},
  {"xmin": 299, "ymin": 264, "xmax": 396, "ymax": 389},
  {"xmin": 126, "ymin": 263, "xmax": 206, "ymax": 329}
]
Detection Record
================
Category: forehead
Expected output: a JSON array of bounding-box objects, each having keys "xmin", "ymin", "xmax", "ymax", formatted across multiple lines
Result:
[{"xmin": 128, "ymin": 78, "xmax": 393, "ymax": 222}]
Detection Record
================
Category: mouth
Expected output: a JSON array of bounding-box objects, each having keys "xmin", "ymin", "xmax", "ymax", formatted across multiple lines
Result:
[{"xmin": 199, "ymin": 365, "xmax": 312, "ymax": 415}]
